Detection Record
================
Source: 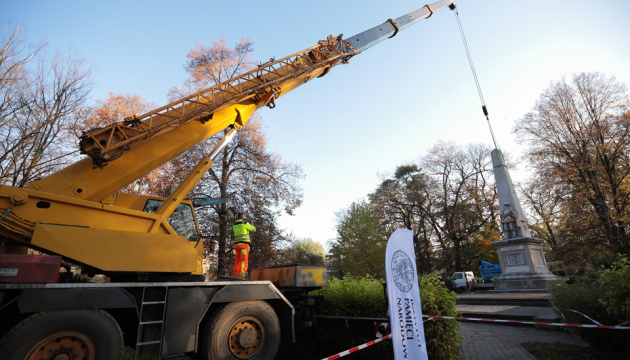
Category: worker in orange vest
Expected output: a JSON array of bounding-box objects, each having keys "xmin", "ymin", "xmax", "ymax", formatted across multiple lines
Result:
[{"xmin": 232, "ymin": 212, "xmax": 256, "ymax": 278}]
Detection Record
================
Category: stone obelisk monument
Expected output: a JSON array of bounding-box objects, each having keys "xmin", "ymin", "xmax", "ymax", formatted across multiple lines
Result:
[{"xmin": 491, "ymin": 149, "xmax": 562, "ymax": 290}]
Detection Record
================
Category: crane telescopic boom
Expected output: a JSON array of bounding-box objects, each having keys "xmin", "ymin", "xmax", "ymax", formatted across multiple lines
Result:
[
  {"xmin": 1, "ymin": 1, "xmax": 454, "ymax": 274},
  {"xmin": 27, "ymin": 0, "xmax": 454, "ymax": 204}
]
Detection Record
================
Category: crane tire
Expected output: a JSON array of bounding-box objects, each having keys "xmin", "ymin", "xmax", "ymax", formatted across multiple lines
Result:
[
  {"xmin": 200, "ymin": 300, "xmax": 280, "ymax": 360},
  {"xmin": 0, "ymin": 309, "xmax": 123, "ymax": 360}
]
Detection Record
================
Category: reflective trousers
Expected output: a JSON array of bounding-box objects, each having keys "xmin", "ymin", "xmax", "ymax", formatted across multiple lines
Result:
[{"xmin": 233, "ymin": 243, "xmax": 250, "ymax": 278}]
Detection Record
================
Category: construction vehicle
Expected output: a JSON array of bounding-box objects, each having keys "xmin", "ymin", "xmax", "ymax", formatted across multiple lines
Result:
[
  {"xmin": 0, "ymin": 1, "xmax": 455, "ymax": 359},
  {"xmin": 479, "ymin": 260, "xmax": 502, "ymax": 281}
]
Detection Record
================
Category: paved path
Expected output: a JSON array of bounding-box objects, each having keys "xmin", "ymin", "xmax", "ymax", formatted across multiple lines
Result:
[
  {"xmin": 165, "ymin": 322, "xmax": 587, "ymax": 360},
  {"xmin": 459, "ymin": 322, "xmax": 587, "ymax": 360}
]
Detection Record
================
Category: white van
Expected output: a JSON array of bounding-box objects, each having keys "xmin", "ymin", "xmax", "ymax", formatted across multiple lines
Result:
[{"xmin": 451, "ymin": 271, "xmax": 475, "ymax": 291}]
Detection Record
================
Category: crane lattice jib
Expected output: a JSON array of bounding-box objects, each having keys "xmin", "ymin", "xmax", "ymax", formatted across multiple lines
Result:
[{"xmin": 79, "ymin": 35, "xmax": 358, "ymax": 164}]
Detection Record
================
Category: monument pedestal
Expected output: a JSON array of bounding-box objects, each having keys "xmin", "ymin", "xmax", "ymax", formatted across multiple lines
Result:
[{"xmin": 492, "ymin": 237, "xmax": 564, "ymax": 290}]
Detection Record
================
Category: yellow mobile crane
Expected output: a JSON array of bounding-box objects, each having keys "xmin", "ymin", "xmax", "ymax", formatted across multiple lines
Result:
[{"xmin": 0, "ymin": 1, "xmax": 455, "ymax": 359}]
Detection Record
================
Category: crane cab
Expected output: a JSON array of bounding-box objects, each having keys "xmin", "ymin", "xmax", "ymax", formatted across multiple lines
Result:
[{"xmin": 110, "ymin": 193, "xmax": 202, "ymax": 243}]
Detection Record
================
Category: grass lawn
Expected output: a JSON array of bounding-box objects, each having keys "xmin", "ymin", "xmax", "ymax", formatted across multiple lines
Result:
[{"xmin": 522, "ymin": 341, "xmax": 628, "ymax": 360}]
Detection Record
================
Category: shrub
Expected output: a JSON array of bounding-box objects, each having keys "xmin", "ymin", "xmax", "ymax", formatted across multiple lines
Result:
[
  {"xmin": 291, "ymin": 276, "xmax": 389, "ymax": 360},
  {"xmin": 314, "ymin": 275, "xmax": 386, "ymax": 317},
  {"xmin": 599, "ymin": 255, "xmax": 630, "ymax": 323},
  {"xmin": 419, "ymin": 274, "xmax": 461, "ymax": 360},
  {"xmin": 308, "ymin": 274, "xmax": 461, "ymax": 360},
  {"xmin": 550, "ymin": 256, "xmax": 630, "ymax": 351}
]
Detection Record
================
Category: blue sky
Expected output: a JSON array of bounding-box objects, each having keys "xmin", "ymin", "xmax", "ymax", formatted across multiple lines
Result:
[{"xmin": 3, "ymin": 0, "xmax": 630, "ymax": 248}]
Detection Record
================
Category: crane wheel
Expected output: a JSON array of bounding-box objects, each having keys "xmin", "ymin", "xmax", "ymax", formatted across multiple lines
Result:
[
  {"xmin": 0, "ymin": 309, "xmax": 123, "ymax": 360},
  {"xmin": 200, "ymin": 301, "xmax": 280, "ymax": 360}
]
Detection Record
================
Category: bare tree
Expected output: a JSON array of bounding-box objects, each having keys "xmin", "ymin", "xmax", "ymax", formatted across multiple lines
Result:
[
  {"xmin": 0, "ymin": 23, "xmax": 41, "ymax": 128},
  {"xmin": 191, "ymin": 116, "xmax": 303, "ymax": 275},
  {"xmin": 517, "ymin": 173, "xmax": 566, "ymax": 250},
  {"xmin": 516, "ymin": 72, "xmax": 630, "ymax": 259},
  {"xmin": 0, "ymin": 23, "xmax": 91, "ymax": 186},
  {"xmin": 368, "ymin": 142, "xmax": 499, "ymax": 273},
  {"xmin": 420, "ymin": 142, "xmax": 498, "ymax": 272},
  {"xmin": 370, "ymin": 164, "xmax": 436, "ymax": 274}
]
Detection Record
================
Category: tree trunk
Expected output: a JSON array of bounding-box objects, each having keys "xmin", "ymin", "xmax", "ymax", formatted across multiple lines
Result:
[
  {"xmin": 453, "ymin": 238, "xmax": 463, "ymax": 272},
  {"xmin": 216, "ymin": 145, "xmax": 232, "ymax": 275}
]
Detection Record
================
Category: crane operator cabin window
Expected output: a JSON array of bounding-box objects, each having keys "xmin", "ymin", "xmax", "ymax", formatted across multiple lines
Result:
[{"xmin": 143, "ymin": 199, "xmax": 198, "ymax": 241}]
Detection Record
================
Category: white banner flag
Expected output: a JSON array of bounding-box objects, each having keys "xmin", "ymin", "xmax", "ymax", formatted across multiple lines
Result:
[{"xmin": 385, "ymin": 229, "xmax": 428, "ymax": 360}]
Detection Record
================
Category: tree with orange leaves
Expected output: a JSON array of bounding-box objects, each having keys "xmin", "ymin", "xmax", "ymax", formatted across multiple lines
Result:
[
  {"xmin": 168, "ymin": 36, "xmax": 255, "ymax": 100},
  {"xmin": 169, "ymin": 37, "xmax": 304, "ymax": 276},
  {"xmin": 73, "ymin": 92, "xmax": 175, "ymax": 196},
  {"xmin": 72, "ymin": 92, "xmax": 155, "ymax": 134}
]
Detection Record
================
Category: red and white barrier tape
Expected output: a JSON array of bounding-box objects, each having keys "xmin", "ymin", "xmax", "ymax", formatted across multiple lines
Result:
[
  {"xmin": 319, "ymin": 311, "xmax": 629, "ymax": 360},
  {"xmin": 320, "ymin": 334, "xmax": 390, "ymax": 360},
  {"xmin": 567, "ymin": 308, "xmax": 602, "ymax": 325},
  {"xmin": 424, "ymin": 314, "xmax": 630, "ymax": 330},
  {"xmin": 553, "ymin": 305, "xmax": 628, "ymax": 328}
]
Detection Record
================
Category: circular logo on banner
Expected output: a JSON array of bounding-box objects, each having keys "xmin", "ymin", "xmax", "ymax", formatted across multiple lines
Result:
[{"xmin": 391, "ymin": 250, "xmax": 414, "ymax": 292}]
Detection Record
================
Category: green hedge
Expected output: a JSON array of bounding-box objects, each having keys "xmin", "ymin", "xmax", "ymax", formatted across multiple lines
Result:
[
  {"xmin": 551, "ymin": 254, "xmax": 630, "ymax": 351},
  {"xmin": 315, "ymin": 275, "xmax": 386, "ymax": 317},
  {"xmin": 418, "ymin": 275, "xmax": 461, "ymax": 359},
  {"xmin": 309, "ymin": 274, "xmax": 461, "ymax": 360}
]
